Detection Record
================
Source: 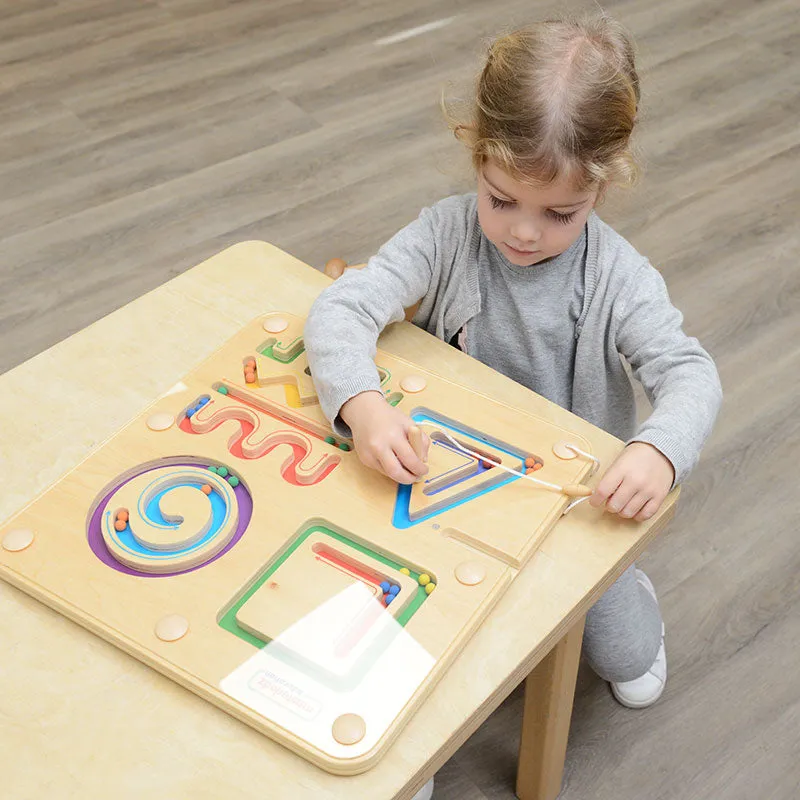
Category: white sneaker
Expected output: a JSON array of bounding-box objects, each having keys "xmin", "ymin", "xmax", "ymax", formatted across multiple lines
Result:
[
  {"xmin": 411, "ymin": 777, "xmax": 434, "ymax": 800},
  {"xmin": 610, "ymin": 569, "xmax": 667, "ymax": 709}
]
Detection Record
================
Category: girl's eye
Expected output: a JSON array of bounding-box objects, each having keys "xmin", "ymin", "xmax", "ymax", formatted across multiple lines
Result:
[
  {"xmin": 548, "ymin": 209, "xmax": 577, "ymax": 225},
  {"xmin": 488, "ymin": 193, "xmax": 513, "ymax": 210}
]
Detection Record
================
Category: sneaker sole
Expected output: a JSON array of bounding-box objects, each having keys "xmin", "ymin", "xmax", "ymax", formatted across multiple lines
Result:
[{"xmin": 610, "ymin": 677, "xmax": 666, "ymax": 709}]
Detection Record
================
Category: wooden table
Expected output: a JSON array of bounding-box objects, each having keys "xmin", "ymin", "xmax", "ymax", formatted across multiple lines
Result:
[{"xmin": 0, "ymin": 242, "xmax": 676, "ymax": 800}]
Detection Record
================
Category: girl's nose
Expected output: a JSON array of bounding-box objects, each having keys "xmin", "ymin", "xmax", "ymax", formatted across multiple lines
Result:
[{"xmin": 510, "ymin": 218, "xmax": 541, "ymax": 244}]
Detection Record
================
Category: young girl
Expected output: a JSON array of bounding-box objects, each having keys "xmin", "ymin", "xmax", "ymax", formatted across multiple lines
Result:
[{"xmin": 305, "ymin": 13, "xmax": 721, "ymax": 798}]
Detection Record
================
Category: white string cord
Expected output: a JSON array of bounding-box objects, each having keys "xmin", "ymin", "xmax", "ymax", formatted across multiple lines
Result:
[
  {"xmin": 563, "ymin": 443, "xmax": 601, "ymax": 476},
  {"xmin": 563, "ymin": 495, "xmax": 593, "ymax": 514},
  {"xmin": 415, "ymin": 421, "xmax": 585, "ymax": 497}
]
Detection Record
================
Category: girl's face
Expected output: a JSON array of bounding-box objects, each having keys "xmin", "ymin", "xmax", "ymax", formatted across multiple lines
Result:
[{"xmin": 477, "ymin": 159, "xmax": 598, "ymax": 266}]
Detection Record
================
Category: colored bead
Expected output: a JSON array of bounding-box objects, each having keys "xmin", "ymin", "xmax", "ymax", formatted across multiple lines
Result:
[
  {"xmin": 245, "ymin": 359, "xmax": 256, "ymax": 369},
  {"xmin": 339, "ymin": 442, "xmax": 351, "ymax": 451},
  {"xmin": 245, "ymin": 372, "xmax": 256, "ymax": 384},
  {"xmin": 379, "ymin": 581, "xmax": 390, "ymax": 593},
  {"xmin": 384, "ymin": 594, "xmax": 394, "ymax": 605},
  {"xmin": 227, "ymin": 476, "xmax": 240, "ymax": 487},
  {"xmin": 425, "ymin": 583, "xmax": 436, "ymax": 594},
  {"xmin": 116, "ymin": 510, "xmax": 129, "ymax": 522},
  {"xmin": 114, "ymin": 519, "xmax": 127, "ymax": 531},
  {"xmin": 217, "ymin": 386, "xmax": 229, "ymax": 395},
  {"xmin": 418, "ymin": 574, "xmax": 431, "ymax": 586},
  {"xmin": 525, "ymin": 456, "xmax": 536, "ymax": 468},
  {"xmin": 198, "ymin": 397, "xmax": 210, "ymax": 406},
  {"xmin": 201, "ymin": 484, "xmax": 212, "ymax": 495},
  {"xmin": 481, "ymin": 460, "xmax": 493, "ymax": 469},
  {"xmin": 217, "ymin": 467, "xmax": 228, "ymax": 478},
  {"xmin": 325, "ymin": 436, "xmax": 335, "ymax": 445},
  {"xmin": 399, "ymin": 567, "xmax": 410, "ymax": 576},
  {"xmin": 208, "ymin": 466, "xmax": 218, "ymax": 474},
  {"xmin": 186, "ymin": 407, "xmax": 196, "ymax": 418},
  {"xmin": 388, "ymin": 584, "xmax": 400, "ymax": 595}
]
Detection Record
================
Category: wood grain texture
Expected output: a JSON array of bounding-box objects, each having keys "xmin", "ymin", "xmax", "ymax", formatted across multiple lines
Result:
[{"xmin": 0, "ymin": 0, "xmax": 798, "ymax": 797}]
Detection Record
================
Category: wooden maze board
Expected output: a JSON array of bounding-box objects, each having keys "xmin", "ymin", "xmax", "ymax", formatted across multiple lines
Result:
[{"xmin": 0, "ymin": 312, "xmax": 597, "ymax": 775}]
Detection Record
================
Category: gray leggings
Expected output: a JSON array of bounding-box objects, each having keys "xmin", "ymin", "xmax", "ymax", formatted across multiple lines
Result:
[{"xmin": 582, "ymin": 564, "xmax": 664, "ymax": 683}]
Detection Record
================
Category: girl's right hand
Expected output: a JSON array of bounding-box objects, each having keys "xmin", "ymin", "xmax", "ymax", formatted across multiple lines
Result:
[{"xmin": 340, "ymin": 391, "xmax": 429, "ymax": 484}]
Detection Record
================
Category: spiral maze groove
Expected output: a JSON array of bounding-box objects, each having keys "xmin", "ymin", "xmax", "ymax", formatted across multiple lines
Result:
[{"xmin": 87, "ymin": 461, "xmax": 252, "ymax": 577}]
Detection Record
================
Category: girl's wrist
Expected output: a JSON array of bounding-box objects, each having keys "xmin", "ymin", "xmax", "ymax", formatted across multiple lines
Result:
[{"xmin": 340, "ymin": 390, "xmax": 384, "ymax": 426}]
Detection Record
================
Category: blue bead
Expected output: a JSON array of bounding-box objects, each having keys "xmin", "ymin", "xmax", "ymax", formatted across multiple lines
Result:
[
  {"xmin": 198, "ymin": 396, "xmax": 210, "ymax": 406},
  {"xmin": 379, "ymin": 581, "xmax": 390, "ymax": 594},
  {"xmin": 384, "ymin": 594, "xmax": 395, "ymax": 605},
  {"xmin": 186, "ymin": 407, "xmax": 196, "ymax": 417},
  {"xmin": 388, "ymin": 584, "xmax": 400, "ymax": 595}
]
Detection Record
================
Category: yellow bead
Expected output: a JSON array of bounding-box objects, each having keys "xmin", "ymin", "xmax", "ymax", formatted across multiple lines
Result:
[
  {"xmin": 400, "ymin": 567, "xmax": 410, "ymax": 576},
  {"xmin": 418, "ymin": 574, "xmax": 431, "ymax": 586},
  {"xmin": 425, "ymin": 583, "xmax": 436, "ymax": 595}
]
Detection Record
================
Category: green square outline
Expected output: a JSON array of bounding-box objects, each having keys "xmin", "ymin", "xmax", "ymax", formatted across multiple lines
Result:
[{"xmin": 218, "ymin": 523, "xmax": 431, "ymax": 648}]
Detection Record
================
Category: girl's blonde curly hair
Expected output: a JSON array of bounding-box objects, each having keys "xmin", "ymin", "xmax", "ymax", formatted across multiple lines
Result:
[{"xmin": 448, "ymin": 14, "xmax": 641, "ymax": 190}]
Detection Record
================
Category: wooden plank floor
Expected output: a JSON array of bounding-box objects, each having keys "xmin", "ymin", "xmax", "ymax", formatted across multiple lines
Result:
[{"xmin": 1, "ymin": 1, "xmax": 798, "ymax": 797}]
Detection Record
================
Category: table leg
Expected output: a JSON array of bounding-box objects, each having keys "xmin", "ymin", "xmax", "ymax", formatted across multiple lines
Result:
[{"xmin": 516, "ymin": 614, "xmax": 586, "ymax": 800}]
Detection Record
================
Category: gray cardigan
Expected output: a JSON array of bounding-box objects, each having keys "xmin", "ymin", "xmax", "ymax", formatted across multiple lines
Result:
[{"xmin": 305, "ymin": 194, "xmax": 722, "ymax": 485}]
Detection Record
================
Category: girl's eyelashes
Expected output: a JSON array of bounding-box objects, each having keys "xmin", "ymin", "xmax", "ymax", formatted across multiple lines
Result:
[
  {"xmin": 548, "ymin": 209, "xmax": 577, "ymax": 225},
  {"xmin": 486, "ymin": 192, "xmax": 579, "ymax": 225},
  {"xmin": 488, "ymin": 192, "xmax": 514, "ymax": 210}
]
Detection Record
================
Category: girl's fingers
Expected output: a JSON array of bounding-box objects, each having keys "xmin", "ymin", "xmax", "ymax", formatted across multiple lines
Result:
[
  {"xmin": 604, "ymin": 479, "xmax": 638, "ymax": 515},
  {"xmin": 635, "ymin": 496, "xmax": 663, "ymax": 522},
  {"xmin": 376, "ymin": 449, "xmax": 420, "ymax": 485},
  {"xmin": 393, "ymin": 438, "xmax": 429, "ymax": 479},
  {"xmin": 619, "ymin": 492, "xmax": 648, "ymax": 519},
  {"xmin": 590, "ymin": 466, "xmax": 624, "ymax": 508}
]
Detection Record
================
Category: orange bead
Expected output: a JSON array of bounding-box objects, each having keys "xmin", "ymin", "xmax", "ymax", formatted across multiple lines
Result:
[
  {"xmin": 201, "ymin": 484, "xmax": 212, "ymax": 495},
  {"xmin": 481, "ymin": 460, "xmax": 493, "ymax": 469},
  {"xmin": 116, "ymin": 510, "xmax": 129, "ymax": 522},
  {"xmin": 245, "ymin": 358, "xmax": 256, "ymax": 369},
  {"xmin": 114, "ymin": 519, "xmax": 127, "ymax": 531},
  {"xmin": 532, "ymin": 462, "xmax": 543, "ymax": 471},
  {"xmin": 245, "ymin": 372, "xmax": 256, "ymax": 384},
  {"xmin": 524, "ymin": 456, "xmax": 536, "ymax": 468}
]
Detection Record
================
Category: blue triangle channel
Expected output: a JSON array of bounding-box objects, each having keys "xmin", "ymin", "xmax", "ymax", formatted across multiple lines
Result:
[{"xmin": 392, "ymin": 412, "xmax": 525, "ymax": 529}]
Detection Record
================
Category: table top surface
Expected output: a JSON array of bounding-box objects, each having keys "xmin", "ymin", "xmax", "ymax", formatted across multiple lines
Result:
[{"xmin": 0, "ymin": 242, "xmax": 676, "ymax": 800}]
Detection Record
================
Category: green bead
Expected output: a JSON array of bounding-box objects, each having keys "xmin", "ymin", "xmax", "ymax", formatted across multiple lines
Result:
[
  {"xmin": 217, "ymin": 385, "xmax": 229, "ymax": 395},
  {"xmin": 217, "ymin": 466, "xmax": 229, "ymax": 478},
  {"xmin": 208, "ymin": 466, "xmax": 218, "ymax": 474},
  {"xmin": 339, "ymin": 442, "xmax": 351, "ymax": 451},
  {"xmin": 227, "ymin": 475, "xmax": 240, "ymax": 487},
  {"xmin": 325, "ymin": 436, "xmax": 335, "ymax": 445}
]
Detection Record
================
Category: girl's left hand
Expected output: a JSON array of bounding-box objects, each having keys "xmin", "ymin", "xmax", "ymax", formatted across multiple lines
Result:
[{"xmin": 589, "ymin": 442, "xmax": 675, "ymax": 521}]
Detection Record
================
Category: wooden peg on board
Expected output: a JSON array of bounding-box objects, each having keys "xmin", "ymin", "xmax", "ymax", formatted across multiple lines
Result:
[
  {"xmin": 561, "ymin": 484, "xmax": 593, "ymax": 498},
  {"xmin": 408, "ymin": 425, "xmax": 427, "ymax": 463}
]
